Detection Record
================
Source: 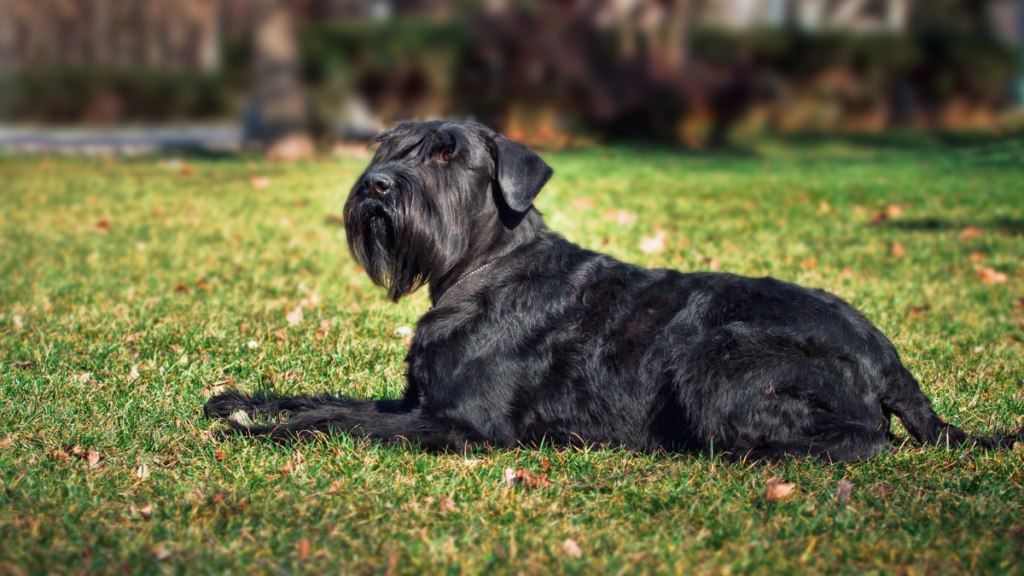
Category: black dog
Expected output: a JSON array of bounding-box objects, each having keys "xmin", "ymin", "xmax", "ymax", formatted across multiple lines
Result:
[{"xmin": 206, "ymin": 120, "xmax": 1023, "ymax": 462}]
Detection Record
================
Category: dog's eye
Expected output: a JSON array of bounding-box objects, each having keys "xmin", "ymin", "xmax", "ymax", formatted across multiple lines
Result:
[{"xmin": 440, "ymin": 151, "xmax": 452, "ymax": 162}]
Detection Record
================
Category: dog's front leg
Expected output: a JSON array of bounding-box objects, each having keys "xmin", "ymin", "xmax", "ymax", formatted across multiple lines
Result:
[{"xmin": 207, "ymin": 392, "xmax": 481, "ymax": 450}]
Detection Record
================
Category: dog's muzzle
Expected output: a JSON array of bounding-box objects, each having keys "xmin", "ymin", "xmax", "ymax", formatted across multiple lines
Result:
[{"xmin": 362, "ymin": 172, "xmax": 394, "ymax": 198}]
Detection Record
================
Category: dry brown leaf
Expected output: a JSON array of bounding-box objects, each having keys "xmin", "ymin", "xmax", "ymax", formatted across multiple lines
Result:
[
  {"xmin": 764, "ymin": 477, "xmax": 796, "ymax": 502},
  {"xmin": 151, "ymin": 547, "xmax": 172, "ymax": 561},
  {"xmin": 94, "ymin": 218, "xmax": 111, "ymax": 233},
  {"xmin": 124, "ymin": 333, "xmax": 140, "ymax": 345},
  {"xmin": 214, "ymin": 449, "xmax": 227, "ymax": 461},
  {"xmin": 152, "ymin": 206, "xmax": 166, "ymax": 216},
  {"xmin": 819, "ymin": 201, "xmax": 831, "ymax": 213},
  {"xmin": 909, "ymin": 304, "xmax": 930, "ymax": 316},
  {"xmin": 179, "ymin": 163, "xmax": 196, "ymax": 176},
  {"xmin": 281, "ymin": 462, "xmax": 295, "ymax": 475},
  {"xmin": 970, "ymin": 251, "xmax": 984, "ymax": 263},
  {"xmin": 136, "ymin": 464, "xmax": 150, "ymax": 479},
  {"xmin": 251, "ymin": 176, "xmax": 271, "ymax": 189},
  {"xmin": 168, "ymin": 344, "xmax": 183, "ymax": 354},
  {"xmin": 891, "ymin": 242, "xmax": 905, "ymax": 257},
  {"xmin": 86, "ymin": 450, "xmax": 101, "ymax": 468},
  {"xmin": 562, "ymin": 538, "xmax": 583, "ymax": 559},
  {"xmin": 286, "ymin": 306, "xmax": 304, "ymax": 327},
  {"xmin": 870, "ymin": 212, "xmax": 887, "ymax": 224},
  {"xmin": 173, "ymin": 283, "xmax": 189, "ymax": 293},
  {"xmin": 196, "ymin": 278, "xmax": 211, "ymax": 290},
  {"xmin": 327, "ymin": 480, "xmax": 343, "ymax": 494},
  {"xmin": 508, "ymin": 468, "xmax": 554, "ymax": 489},
  {"xmin": 298, "ymin": 538, "xmax": 310, "ymax": 560},
  {"xmin": 571, "ymin": 198, "xmax": 597, "ymax": 209},
  {"xmin": 978, "ymin": 267, "xmax": 1008, "ymax": 284},
  {"xmin": 886, "ymin": 204, "xmax": 903, "ymax": 218},
  {"xmin": 438, "ymin": 495, "xmax": 458, "ymax": 514},
  {"xmin": 801, "ymin": 259, "xmax": 818, "ymax": 269},
  {"xmin": 139, "ymin": 505, "xmax": 153, "ymax": 518},
  {"xmin": 840, "ymin": 267, "xmax": 853, "ymax": 279},
  {"xmin": 958, "ymin": 227, "xmax": 983, "ymax": 242},
  {"xmin": 835, "ymin": 479, "xmax": 854, "ymax": 505},
  {"xmin": 875, "ymin": 484, "xmax": 893, "ymax": 500},
  {"xmin": 1013, "ymin": 299, "xmax": 1024, "ymax": 311},
  {"xmin": 347, "ymin": 302, "xmax": 361, "ymax": 313},
  {"xmin": 76, "ymin": 372, "xmax": 93, "ymax": 384},
  {"xmin": 639, "ymin": 231, "xmax": 666, "ymax": 254}
]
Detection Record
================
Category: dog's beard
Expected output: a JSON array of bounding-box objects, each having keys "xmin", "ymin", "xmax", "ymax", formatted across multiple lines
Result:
[{"xmin": 344, "ymin": 187, "xmax": 463, "ymax": 301}]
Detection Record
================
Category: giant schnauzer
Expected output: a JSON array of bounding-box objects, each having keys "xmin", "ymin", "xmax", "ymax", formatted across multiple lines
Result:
[{"xmin": 206, "ymin": 120, "xmax": 1024, "ymax": 462}]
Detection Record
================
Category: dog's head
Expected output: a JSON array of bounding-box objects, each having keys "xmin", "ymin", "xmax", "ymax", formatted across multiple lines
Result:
[{"xmin": 343, "ymin": 120, "xmax": 553, "ymax": 301}]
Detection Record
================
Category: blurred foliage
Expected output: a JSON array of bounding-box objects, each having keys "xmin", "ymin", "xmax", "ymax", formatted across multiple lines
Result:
[{"xmin": 1, "ymin": 67, "xmax": 239, "ymax": 124}]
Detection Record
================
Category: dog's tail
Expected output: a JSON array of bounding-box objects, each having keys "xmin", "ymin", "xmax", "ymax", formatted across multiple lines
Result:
[{"xmin": 882, "ymin": 366, "xmax": 1024, "ymax": 451}]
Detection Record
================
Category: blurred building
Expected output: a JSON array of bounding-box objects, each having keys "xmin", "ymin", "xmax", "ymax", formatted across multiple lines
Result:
[{"xmin": 0, "ymin": 0, "xmax": 1020, "ymax": 143}]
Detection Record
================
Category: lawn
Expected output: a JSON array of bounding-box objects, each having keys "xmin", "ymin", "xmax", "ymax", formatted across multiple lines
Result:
[{"xmin": 2, "ymin": 134, "xmax": 1023, "ymax": 575}]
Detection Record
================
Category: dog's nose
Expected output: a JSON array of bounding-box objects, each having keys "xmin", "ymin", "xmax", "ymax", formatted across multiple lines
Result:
[{"xmin": 362, "ymin": 172, "xmax": 393, "ymax": 197}]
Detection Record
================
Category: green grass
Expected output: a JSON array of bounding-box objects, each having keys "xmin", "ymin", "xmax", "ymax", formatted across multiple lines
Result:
[{"xmin": 2, "ymin": 136, "xmax": 1024, "ymax": 575}]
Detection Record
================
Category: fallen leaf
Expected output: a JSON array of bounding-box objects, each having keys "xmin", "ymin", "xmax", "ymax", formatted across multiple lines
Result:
[
  {"xmin": 196, "ymin": 278, "xmax": 211, "ymax": 290},
  {"xmin": 286, "ymin": 306, "xmax": 304, "ymax": 327},
  {"xmin": 215, "ymin": 449, "xmax": 227, "ymax": 461},
  {"xmin": 298, "ymin": 538, "xmax": 310, "ymax": 560},
  {"xmin": 909, "ymin": 304, "xmax": 930, "ymax": 315},
  {"xmin": 168, "ymin": 344, "xmax": 183, "ymax": 354},
  {"xmin": 76, "ymin": 372, "xmax": 93, "ymax": 384},
  {"xmin": 607, "ymin": 209, "xmax": 637, "ymax": 225},
  {"xmin": 764, "ymin": 477, "xmax": 796, "ymax": 502},
  {"xmin": 251, "ymin": 176, "xmax": 271, "ymax": 189},
  {"xmin": 124, "ymin": 333, "xmax": 141, "ymax": 345},
  {"xmin": 840, "ymin": 267, "xmax": 853, "ymax": 278},
  {"xmin": 835, "ymin": 479, "xmax": 854, "ymax": 505},
  {"xmin": 327, "ymin": 480, "xmax": 343, "ymax": 494},
  {"xmin": 507, "ymin": 468, "xmax": 554, "ymax": 489},
  {"xmin": 179, "ymin": 163, "xmax": 196, "ymax": 176},
  {"xmin": 281, "ymin": 462, "xmax": 295, "ymax": 475},
  {"xmin": 127, "ymin": 365, "xmax": 140, "ymax": 382},
  {"xmin": 14, "ymin": 360, "xmax": 35, "ymax": 368},
  {"xmin": 178, "ymin": 355, "xmax": 189, "ymax": 365},
  {"xmin": 886, "ymin": 205, "xmax": 903, "ymax": 218},
  {"xmin": 562, "ymin": 538, "xmax": 583, "ymax": 559},
  {"xmin": 978, "ymin": 267, "xmax": 1008, "ymax": 284},
  {"xmin": 86, "ymin": 450, "xmax": 101, "ymax": 469},
  {"xmin": 151, "ymin": 548, "xmax": 172, "ymax": 561},
  {"xmin": 970, "ymin": 251, "xmax": 984, "ymax": 262},
  {"xmin": 174, "ymin": 283, "xmax": 189, "ymax": 293},
  {"xmin": 639, "ymin": 231, "xmax": 666, "ymax": 254},
  {"xmin": 152, "ymin": 206, "xmax": 166, "ymax": 216},
  {"xmin": 819, "ymin": 201, "xmax": 831, "ymax": 213},
  {"xmin": 801, "ymin": 259, "xmax": 818, "ymax": 269},
  {"xmin": 1013, "ymin": 299, "xmax": 1024, "ymax": 311},
  {"xmin": 891, "ymin": 242, "xmax": 905, "ymax": 257},
  {"xmin": 437, "ymin": 495, "xmax": 457, "ymax": 513},
  {"xmin": 139, "ymin": 505, "xmax": 153, "ymax": 518},
  {"xmin": 136, "ymin": 464, "xmax": 150, "ymax": 479},
  {"xmin": 870, "ymin": 212, "xmax": 887, "ymax": 224},
  {"xmin": 347, "ymin": 302, "xmax": 361, "ymax": 313},
  {"xmin": 94, "ymin": 218, "xmax": 110, "ymax": 233},
  {"xmin": 462, "ymin": 458, "xmax": 483, "ymax": 468},
  {"xmin": 958, "ymin": 227, "xmax": 982, "ymax": 242},
  {"xmin": 571, "ymin": 198, "xmax": 597, "ymax": 209},
  {"xmin": 875, "ymin": 485, "xmax": 892, "ymax": 499}
]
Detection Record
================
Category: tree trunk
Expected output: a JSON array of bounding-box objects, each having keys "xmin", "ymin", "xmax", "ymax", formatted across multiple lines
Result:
[{"xmin": 252, "ymin": 0, "xmax": 313, "ymax": 160}]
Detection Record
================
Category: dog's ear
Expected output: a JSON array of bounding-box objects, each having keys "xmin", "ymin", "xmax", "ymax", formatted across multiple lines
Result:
[{"xmin": 492, "ymin": 135, "xmax": 553, "ymax": 213}]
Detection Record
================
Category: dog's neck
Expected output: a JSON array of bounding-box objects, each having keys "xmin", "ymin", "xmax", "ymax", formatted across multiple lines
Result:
[{"xmin": 428, "ymin": 209, "xmax": 546, "ymax": 306}]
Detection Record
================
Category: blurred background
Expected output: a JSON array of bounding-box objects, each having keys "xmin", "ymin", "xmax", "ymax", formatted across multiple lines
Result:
[{"xmin": 1, "ymin": 0, "xmax": 1022, "ymax": 156}]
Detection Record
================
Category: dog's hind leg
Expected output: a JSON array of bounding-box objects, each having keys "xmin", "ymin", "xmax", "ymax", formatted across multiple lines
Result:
[{"xmin": 731, "ymin": 415, "xmax": 888, "ymax": 463}]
